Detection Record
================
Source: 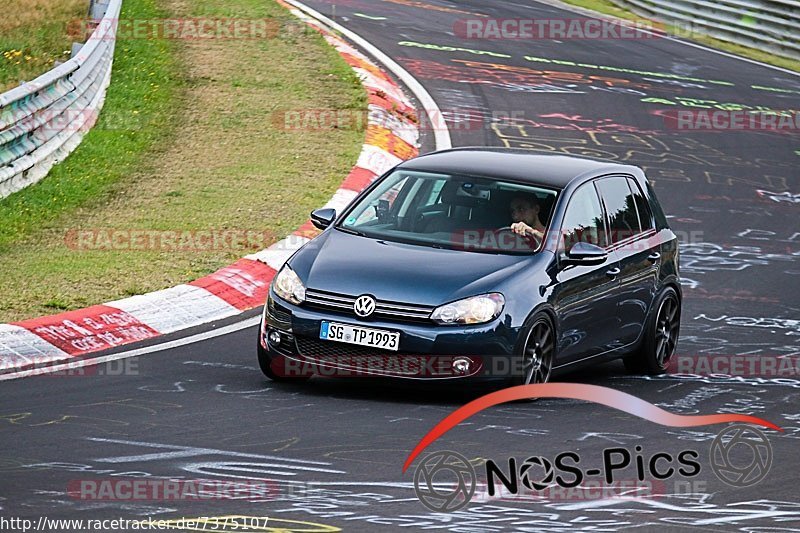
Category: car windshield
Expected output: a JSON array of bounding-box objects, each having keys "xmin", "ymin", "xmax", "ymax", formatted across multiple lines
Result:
[{"xmin": 336, "ymin": 169, "xmax": 559, "ymax": 254}]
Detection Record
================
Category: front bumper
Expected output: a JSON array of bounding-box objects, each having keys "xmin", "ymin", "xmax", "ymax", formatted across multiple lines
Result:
[{"xmin": 260, "ymin": 290, "xmax": 519, "ymax": 380}]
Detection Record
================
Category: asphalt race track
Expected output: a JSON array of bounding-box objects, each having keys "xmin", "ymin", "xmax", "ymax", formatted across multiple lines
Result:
[{"xmin": 2, "ymin": 1, "xmax": 799, "ymax": 531}]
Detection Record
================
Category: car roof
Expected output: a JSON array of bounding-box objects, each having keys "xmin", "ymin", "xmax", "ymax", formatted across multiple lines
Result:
[{"xmin": 396, "ymin": 147, "xmax": 641, "ymax": 189}]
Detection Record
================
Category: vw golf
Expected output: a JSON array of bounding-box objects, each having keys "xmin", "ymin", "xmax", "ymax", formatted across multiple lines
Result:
[{"xmin": 258, "ymin": 148, "xmax": 681, "ymax": 384}]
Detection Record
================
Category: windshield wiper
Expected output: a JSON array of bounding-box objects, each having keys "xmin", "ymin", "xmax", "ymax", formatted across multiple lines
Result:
[{"xmin": 336, "ymin": 226, "xmax": 367, "ymax": 237}]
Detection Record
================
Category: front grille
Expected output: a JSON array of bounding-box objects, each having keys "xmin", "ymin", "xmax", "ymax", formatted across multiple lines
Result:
[
  {"xmin": 295, "ymin": 336, "xmax": 451, "ymax": 377},
  {"xmin": 304, "ymin": 289, "xmax": 435, "ymax": 322},
  {"xmin": 296, "ymin": 336, "xmax": 415, "ymax": 358}
]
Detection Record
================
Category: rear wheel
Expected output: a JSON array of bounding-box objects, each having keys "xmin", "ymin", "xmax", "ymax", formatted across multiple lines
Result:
[
  {"xmin": 624, "ymin": 287, "xmax": 681, "ymax": 374},
  {"xmin": 515, "ymin": 314, "xmax": 556, "ymax": 386}
]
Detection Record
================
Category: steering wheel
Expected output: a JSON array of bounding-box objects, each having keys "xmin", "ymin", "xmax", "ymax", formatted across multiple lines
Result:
[{"xmin": 493, "ymin": 226, "xmax": 541, "ymax": 250}]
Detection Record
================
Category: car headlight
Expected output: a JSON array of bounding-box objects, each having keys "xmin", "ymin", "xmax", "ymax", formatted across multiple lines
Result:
[
  {"xmin": 272, "ymin": 265, "xmax": 306, "ymax": 305},
  {"xmin": 431, "ymin": 293, "xmax": 505, "ymax": 325}
]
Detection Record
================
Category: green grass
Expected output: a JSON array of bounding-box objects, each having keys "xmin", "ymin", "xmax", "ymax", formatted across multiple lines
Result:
[
  {"xmin": 559, "ymin": 0, "xmax": 799, "ymax": 73},
  {"xmin": 0, "ymin": 0, "xmax": 365, "ymax": 322},
  {"xmin": 0, "ymin": 0, "xmax": 88, "ymax": 91},
  {"xmin": 0, "ymin": 0, "xmax": 180, "ymax": 320},
  {"xmin": 0, "ymin": 0, "xmax": 177, "ymax": 252}
]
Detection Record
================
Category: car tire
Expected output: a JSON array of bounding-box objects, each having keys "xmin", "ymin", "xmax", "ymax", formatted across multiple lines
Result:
[
  {"xmin": 623, "ymin": 286, "xmax": 681, "ymax": 375},
  {"xmin": 513, "ymin": 312, "xmax": 556, "ymax": 387},
  {"xmin": 257, "ymin": 340, "xmax": 312, "ymax": 382}
]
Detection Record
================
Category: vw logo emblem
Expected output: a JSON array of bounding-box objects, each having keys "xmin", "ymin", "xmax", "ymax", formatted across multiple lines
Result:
[{"xmin": 354, "ymin": 295, "xmax": 376, "ymax": 318}]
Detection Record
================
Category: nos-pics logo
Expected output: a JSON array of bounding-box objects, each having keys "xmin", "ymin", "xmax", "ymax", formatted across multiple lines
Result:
[
  {"xmin": 413, "ymin": 451, "xmax": 477, "ymax": 513},
  {"xmin": 412, "ymin": 424, "xmax": 772, "ymax": 512}
]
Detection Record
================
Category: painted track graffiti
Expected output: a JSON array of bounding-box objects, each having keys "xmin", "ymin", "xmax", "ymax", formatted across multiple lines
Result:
[{"xmin": 2, "ymin": 0, "xmax": 799, "ymax": 530}]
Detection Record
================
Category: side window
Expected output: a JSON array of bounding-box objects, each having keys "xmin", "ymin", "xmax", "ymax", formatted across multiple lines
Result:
[
  {"xmin": 561, "ymin": 183, "xmax": 607, "ymax": 253},
  {"xmin": 595, "ymin": 176, "xmax": 641, "ymax": 243},
  {"xmin": 627, "ymin": 177, "xmax": 654, "ymax": 231}
]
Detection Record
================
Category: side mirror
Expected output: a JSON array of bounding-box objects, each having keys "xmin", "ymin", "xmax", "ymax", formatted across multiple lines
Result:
[
  {"xmin": 310, "ymin": 208, "xmax": 336, "ymax": 230},
  {"xmin": 563, "ymin": 241, "xmax": 607, "ymax": 266}
]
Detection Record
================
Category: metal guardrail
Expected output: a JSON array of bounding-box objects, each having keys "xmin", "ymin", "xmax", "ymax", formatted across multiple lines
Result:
[
  {"xmin": 610, "ymin": 0, "xmax": 800, "ymax": 60},
  {"xmin": 0, "ymin": 0, "xmax": 121, "ymax": 198}
]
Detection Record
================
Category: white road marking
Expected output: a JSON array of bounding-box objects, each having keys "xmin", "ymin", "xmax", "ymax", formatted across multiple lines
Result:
[
  {"xmin": 88, "ymin": 437, "xmax": 335, "ymax": 466},
  {"xmin": 284, "ymin": 0, "xmax": 453, "ymax": 149}
]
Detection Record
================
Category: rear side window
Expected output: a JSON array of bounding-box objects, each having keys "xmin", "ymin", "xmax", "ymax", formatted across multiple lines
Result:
[
  {"xmin": 627, "ymin": 177, "xmax": 654, "ymax": 231},
  {"xmin": 596, "ymin": 176, "xmax": 641, "ymax": 243},
  {"xmin": 561, "ymin": 183, "xmax": 607, "ymax": 252}
]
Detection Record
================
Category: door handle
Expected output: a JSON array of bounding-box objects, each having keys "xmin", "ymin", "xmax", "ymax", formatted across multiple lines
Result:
[
  {"xmin": 606, "ymin": 267, "xmax": 621, "ymax": 278},
  {"xmin": 648, "ymin": 252, "xmax": 661, "ymax": 262}
]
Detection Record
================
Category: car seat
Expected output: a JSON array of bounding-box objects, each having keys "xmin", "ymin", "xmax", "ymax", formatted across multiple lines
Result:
[{"xmin": 419, "ymin": 181, "xmax": 493, "ymax": 233}]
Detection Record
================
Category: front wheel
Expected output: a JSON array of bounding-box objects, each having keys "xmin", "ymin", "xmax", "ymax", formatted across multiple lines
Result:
[
  {"xmin": 514, "ymin": 313, "xmax": 556, "ymax": 386},
  {"xmin": 624, "ymin": 287, "xmax": 681, "ymax": 374}
]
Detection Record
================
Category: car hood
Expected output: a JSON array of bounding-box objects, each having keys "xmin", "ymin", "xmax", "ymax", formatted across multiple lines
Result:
[{"xmin": 289, "ymin": 229, "xmax": 536, "ymax": 306}]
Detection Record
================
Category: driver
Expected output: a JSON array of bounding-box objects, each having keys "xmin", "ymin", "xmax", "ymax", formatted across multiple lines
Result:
[{"xmin": 509, "ymin": 193, "xmax": 546, "ymax": 242}]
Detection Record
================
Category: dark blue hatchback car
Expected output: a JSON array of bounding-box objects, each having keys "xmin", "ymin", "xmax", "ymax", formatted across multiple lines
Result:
[{"xmin": 258, "ymin": 148, "xmax": 681, "ymax": 384}]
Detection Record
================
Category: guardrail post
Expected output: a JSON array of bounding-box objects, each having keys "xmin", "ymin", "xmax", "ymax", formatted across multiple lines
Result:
[
  {"xmin": 70, "ymin": 42, "xmax": 84, "ymax": 59},
  {"xmin": 89, "ymin": 0, "xmax": 111, "ymax": 20}
]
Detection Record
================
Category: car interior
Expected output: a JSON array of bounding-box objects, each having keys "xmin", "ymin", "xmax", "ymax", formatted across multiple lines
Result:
[
  {"xmin": 414, "ymin": 181, "xmax": 556, "ymax": 234},
  {"xmin": 344, "ymin": 174, "xmax": 558, "ymax": 253}
]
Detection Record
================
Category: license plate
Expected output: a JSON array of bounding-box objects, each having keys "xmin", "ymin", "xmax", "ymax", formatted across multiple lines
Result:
[{"xmin": 320, "ymin": 321, "xmax": 400, "ymax": 351}]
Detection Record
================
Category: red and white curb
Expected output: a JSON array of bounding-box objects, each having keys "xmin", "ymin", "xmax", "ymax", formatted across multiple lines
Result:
[{"xmin": 0, "ymin": 2, "xmax": 425, "ymax": 373}]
